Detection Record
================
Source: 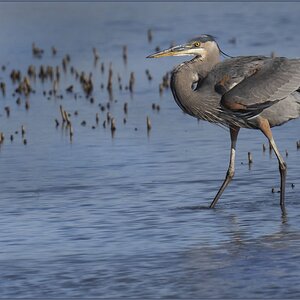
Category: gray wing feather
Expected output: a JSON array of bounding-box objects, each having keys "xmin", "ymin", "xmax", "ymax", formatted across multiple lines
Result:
[{"xmin": 221, "ymin": 57, "xmax": 300, "ymax": 109}]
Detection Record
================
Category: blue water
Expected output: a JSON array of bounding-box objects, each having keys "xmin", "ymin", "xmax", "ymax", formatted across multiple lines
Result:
[{"xmin": 0, "ymin": 2, "xmax": 300, "ymax": 298}]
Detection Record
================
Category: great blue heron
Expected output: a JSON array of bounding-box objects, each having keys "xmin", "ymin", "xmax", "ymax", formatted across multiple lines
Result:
[{"xmin": 147, "ymin": 34, "xmax": 300, "ymax": 213}]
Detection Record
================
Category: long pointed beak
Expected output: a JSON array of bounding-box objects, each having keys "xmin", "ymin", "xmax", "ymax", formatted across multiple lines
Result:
[{"xmin": 147, "ymin": 45, "xmax": 187, "ymax": 58}]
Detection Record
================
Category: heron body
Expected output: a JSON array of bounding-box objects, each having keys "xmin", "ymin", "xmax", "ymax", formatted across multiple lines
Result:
[
  {"xmin": 148, "ymin": 35, "xmax": 300, "ymax": 213},
  {"xmin": 171, "ymin": 52, "xmax": 300, "ymax": 129}
]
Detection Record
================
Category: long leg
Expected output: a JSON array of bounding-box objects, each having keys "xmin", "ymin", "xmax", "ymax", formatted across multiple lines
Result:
[
  {"xmin": 258, "ymin": 118, "xmax": 287, "ymax": 214},
  {"xmin": 209, "ymin": 126, "xmax": 240, "ymax": 208}
]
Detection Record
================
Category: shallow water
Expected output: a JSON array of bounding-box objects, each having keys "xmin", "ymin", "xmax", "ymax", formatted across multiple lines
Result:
[{"xmin": 0, "ymin": 2, "xmax": 300, "ymax": 298}]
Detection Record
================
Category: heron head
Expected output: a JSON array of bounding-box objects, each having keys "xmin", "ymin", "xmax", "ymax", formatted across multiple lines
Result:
[{"xmin": 147, "ymin": 34, "xmax": 220, "ymax": 59}]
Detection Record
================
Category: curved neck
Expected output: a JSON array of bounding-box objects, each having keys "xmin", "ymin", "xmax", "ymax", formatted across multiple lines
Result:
[{"xmin": 170, "ymin": 52, "xmax": 220, "ymax": 118}]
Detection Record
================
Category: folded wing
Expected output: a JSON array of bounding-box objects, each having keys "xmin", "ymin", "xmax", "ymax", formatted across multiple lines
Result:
[{"xmin": 221, "ymin": 57, "xmax": 300, "ymax": 117}]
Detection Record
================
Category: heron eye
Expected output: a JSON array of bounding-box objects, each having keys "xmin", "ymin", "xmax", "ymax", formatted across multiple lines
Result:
[{"xmin": 194, "ymin": 42, "xmax": 201, "ymax": 47}]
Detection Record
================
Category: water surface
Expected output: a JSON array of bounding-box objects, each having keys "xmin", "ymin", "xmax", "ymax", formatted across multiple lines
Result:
[{"xmin": 0, "ymin": 2, "xmax": 300, "ymax": 298}]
